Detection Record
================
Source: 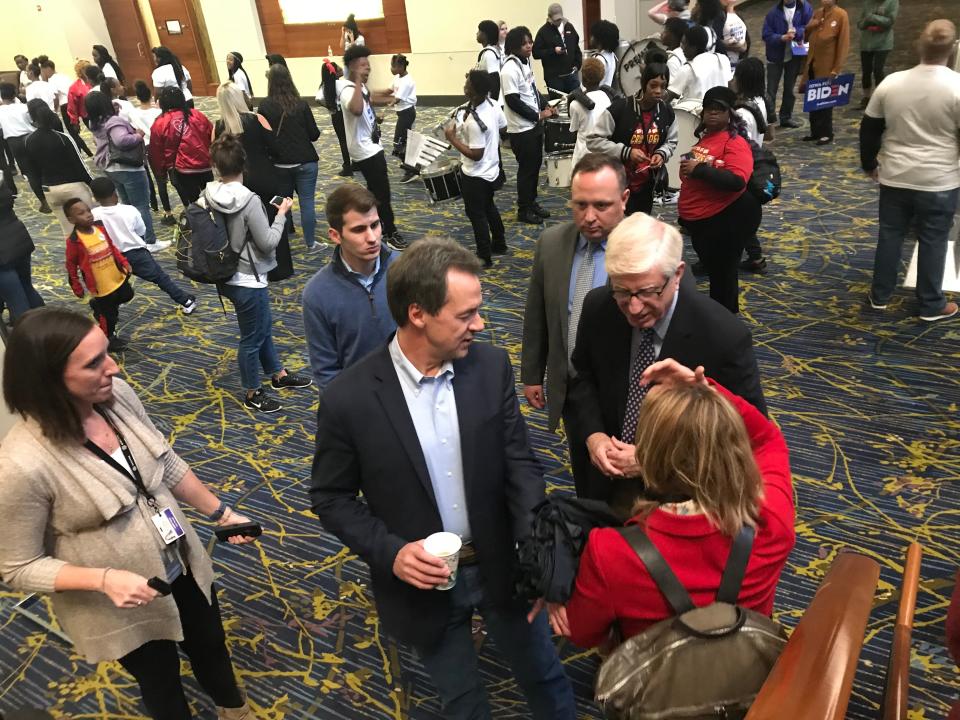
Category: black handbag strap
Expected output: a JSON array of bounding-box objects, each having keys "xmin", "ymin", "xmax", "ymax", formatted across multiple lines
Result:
[{"xmin": 616, "ymin": 523, "xmax": 756, "ymax": 614}]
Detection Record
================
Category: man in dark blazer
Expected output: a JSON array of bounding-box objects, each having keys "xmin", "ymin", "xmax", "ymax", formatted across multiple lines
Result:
[
  {"xmin": 567, "ymin": 212, "xmax": 767, "ymax": 506},
  {"xmin": 521, "ymin": 153, "xmax": 628, "ymax": 497},
  {"xmin": 311, "ymin": 238, "xmax": 576, "ymax": 719}
]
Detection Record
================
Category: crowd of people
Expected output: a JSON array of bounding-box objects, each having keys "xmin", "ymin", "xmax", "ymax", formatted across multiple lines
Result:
[{"xmin": 0, "ymin": 3, "xmax": 957, "ymax": 719}]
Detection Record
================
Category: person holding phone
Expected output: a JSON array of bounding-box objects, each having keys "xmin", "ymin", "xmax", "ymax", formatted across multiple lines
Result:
[
  {"xmin": 0, "ymin": 306, "xmax": 260, "ymax": 720},
  {"xmin": 761, "ymin": 0, "xmax": 814, "ymax": 129}
]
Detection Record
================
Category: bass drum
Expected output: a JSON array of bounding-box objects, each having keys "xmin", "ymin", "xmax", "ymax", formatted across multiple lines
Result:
[
  {"xmin": 666, "ymin": 99, "xmax": 703, "ymax": 189},
  {"xmin": 617, "ymin": 36, "xmax": 667, "ymax": 99}
]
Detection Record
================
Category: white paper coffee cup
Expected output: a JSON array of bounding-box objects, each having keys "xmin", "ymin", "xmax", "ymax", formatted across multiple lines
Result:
[{"xmin": 423, "ymin": 532, "xmax": 462, "ymax": 591}]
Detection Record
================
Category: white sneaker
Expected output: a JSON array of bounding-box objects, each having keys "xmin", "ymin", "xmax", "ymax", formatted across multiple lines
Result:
[
  {"xmin": 148, "ymin": 240, "xmax": 172, "ymax": 253},
  {"xmin": 181, "ymin": 297, "xmax": 197, "ymax": 315}
]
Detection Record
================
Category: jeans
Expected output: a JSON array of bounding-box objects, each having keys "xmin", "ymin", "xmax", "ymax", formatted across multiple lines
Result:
[
  {"xmin": 393, "ymin": 106, "xmax": 416, "ymax": 160},
  {"xmin": 765, "ymin": 56, "xmax": 802, "ymax": 123},
  {"xmin": 416, "ymin": 566, "xmax": 576, "ymax": 720},
  {"xmin": 0, "ymin": 253, "xmax": 44, "ymax": 320},
  {"xmin": 124, "ymin": 248, "xmax": 192, "ymax": 305},
  {"xmin": 509, "ymin": 127, "xmax": 544, "ymax": 212},
  {"xmin": 870, "ymin": 185, "xmax": 959, "ymax": 315},
  {"xmin": 352, "ymin": 151, "xmax": 397, "ymax": 237},
  {"xmin": 331, "ymin": 111, "xmax": 351, "ymax": 170},
  {"xmin": 117, "ymin": 577, "xmax": 244, "ymax": 720},
  {"xmin": 89, "ymin": 277, "xmax": 134, "ymax": 338},
  {"xmin": 459, "ymin": 172, "xmax": 505, "ymax": 260},
  {"xmin": 217, "ymin": 283, "xmax": 282, "ymax": 391},
  {"xmin": 681, "ymin": 190, "xmax": 761, "ymax": 314},
  {"xmin": 861, "ymin": 50, "xmax": 890, "ymax": 90},
  {"xmin": 168, "ymin": 169, "xmax": 213, "ymax": 208},
  {"xmin": 106, "ymin": 169, "xmax": 156, "ymax": 244},
  {"xmin": 275, "ymin": 161, "xmax": 319, "ymax": 247}
]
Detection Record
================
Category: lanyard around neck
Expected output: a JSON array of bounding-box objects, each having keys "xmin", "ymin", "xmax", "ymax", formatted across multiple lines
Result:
[{"xmin": 84, "ymin": 406, "xmax": 158, "ymax": 509}]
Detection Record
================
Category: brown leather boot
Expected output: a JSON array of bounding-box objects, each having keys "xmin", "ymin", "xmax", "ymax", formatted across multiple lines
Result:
[{"xmin": 217, "ymin": 702, "xmax": 254, "ymax": 719}]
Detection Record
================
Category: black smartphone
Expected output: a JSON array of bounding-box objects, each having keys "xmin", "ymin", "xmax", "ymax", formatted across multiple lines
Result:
[
  {"xmin": 269, "ymin": 195, "xmax": 284, "ymax": 206},
  {"xmin": 147, "ymin": 576, "xmax": 172, "ymax": 596},
  {"xmin": 215, "ymin": 521, "xmax": 263, "ymax": 542}
]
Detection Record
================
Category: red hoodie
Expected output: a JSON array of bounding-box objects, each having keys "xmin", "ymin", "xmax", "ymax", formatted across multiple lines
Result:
[
  {"xmin": 148, "ymin": 108, "xmax": 214, "ymax": 174},
  {"xmin": 65, "ymin": 221, "xmax": 131, "ymax": 297}
]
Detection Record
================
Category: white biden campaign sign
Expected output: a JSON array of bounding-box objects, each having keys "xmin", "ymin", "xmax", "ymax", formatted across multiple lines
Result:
[{"xmin": 802, "ymin": 73, "xmax": 855, "ymax": 112}]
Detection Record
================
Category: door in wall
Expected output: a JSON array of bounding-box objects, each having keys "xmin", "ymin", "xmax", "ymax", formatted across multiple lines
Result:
[
  {"xmin": 148, "ymin": 0, "xmax": 218, "ymax": 96},
  {"xmin": 582, "ymin": 0, "xmax": 601, "ymax": 48},
  {"xmin": 98, "ymin": 0, "xmax": 155, "ymax": 92}
]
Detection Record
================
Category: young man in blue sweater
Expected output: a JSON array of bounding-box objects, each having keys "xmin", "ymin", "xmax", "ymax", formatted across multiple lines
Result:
[{"xmin": 302, "ymin": 184, "xmax": 396, "ymax": 391}]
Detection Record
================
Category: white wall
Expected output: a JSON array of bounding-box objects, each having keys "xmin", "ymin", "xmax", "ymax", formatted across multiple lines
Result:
[{"xmin": 2, "ymin": 0, "xmax": 112, "ymax": 75}]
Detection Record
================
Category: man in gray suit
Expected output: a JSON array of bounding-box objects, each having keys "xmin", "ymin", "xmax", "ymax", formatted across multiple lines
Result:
[{"xmin": 521, "ymin": 153, "xmax": 628, "ymax": 496}]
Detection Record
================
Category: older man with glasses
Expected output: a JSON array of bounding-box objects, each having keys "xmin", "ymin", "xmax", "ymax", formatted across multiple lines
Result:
[{"xmin": 564, "ymin": 212, "xmax": 768, "ymax": 509}]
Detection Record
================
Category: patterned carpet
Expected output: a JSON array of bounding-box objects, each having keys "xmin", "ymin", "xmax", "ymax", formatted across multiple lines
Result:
[{"xmin": 2, "ymin": 8, "xmax": 960, "ymax": 718}]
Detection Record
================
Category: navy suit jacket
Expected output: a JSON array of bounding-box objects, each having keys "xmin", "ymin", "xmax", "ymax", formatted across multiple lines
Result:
[{"xmin": 310, "ymin": 340, "xmax": 544, "ymax": 649}]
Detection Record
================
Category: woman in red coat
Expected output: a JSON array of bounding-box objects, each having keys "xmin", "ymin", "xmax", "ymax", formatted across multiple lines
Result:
[
  {"xmin": 148, "ymin": 86, "xmax": 214, "ymax": 207},
  {"xmin": 555, "ymin": 359, "xmax": 795, "ymax": 649}
]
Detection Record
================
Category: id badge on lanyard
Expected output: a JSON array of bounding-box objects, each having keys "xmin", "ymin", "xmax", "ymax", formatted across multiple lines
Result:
[{"xmin": 151, "ymin": 507, "xmax": 186, "ymax": 545}]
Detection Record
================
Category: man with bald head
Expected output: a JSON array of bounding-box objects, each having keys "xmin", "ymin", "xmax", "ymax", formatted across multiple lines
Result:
[
  {"xmin": 565, "ymin": 212, "xmax": 766, "ymax": 506},
  {"xmin": 860, "ymin": 19, "xmax": 960, "ymax": 322}
]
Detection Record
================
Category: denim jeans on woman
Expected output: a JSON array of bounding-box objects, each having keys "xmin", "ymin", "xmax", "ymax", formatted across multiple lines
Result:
[
  {"xmin": 275, "ymin": 161, "xmax": 319, "ymax": 249},
  {"xmin": 0, "ymin": 253, "xmax": 44, "ymax": 320},
  {"xmin": 217, "ymin": 283, "xmax": 282, "ymax": 392},
  {"xmin": 105, "ymin": 169, "xmax": 157, "ymax": 244}
]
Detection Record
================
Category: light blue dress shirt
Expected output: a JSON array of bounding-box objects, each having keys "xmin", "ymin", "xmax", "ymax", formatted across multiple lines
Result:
[
  {"xmin": 567, "ymin": 235, "xmax": 609, "ymax": 316},
  {"xmin": 388, "ymin": 335, "xmax": 472, "ymax": 541},
  {"xmin": 340, "ymin": 253, "xmax": 381, "ymax": 292}
]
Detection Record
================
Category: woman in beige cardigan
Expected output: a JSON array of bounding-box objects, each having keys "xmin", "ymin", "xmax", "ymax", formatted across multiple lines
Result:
[{"xmin": 0, "ymin": 307, "xmax": 258, "ymax": 720}]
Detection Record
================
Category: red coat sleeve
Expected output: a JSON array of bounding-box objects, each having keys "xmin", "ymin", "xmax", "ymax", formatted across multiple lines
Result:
[
  {"xmin": 148, "ymin": 114, "xmax": 172, "ymax": 174},
  {"xmin": 64, "ymin": 241, "xmax": 84, "ymax": 298},
  {"xmin": 566, "ymin": 529, "xmax": 620, "ymax": 648}
]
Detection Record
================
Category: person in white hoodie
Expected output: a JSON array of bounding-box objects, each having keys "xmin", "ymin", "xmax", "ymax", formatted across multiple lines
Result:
[{"xmin": 204, "ymin": 133, "xmax": 313, "ymax": 414}]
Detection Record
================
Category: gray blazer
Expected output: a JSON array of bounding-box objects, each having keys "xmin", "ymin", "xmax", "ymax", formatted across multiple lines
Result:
[{"xmin": 521, "ymin": 221, "xmax": 581, "ymax": 432}]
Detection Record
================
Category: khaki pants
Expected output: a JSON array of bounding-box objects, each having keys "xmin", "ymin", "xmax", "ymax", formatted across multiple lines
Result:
[{"xmin": 44, "ymin": 182, "xmax": 93, "ymax": 239}]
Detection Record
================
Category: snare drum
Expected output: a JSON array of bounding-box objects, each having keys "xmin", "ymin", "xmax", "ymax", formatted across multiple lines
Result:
[
  {"xmin": 545, "ymin": 118, "xmax": 577, "ymax": 154},
  {"xmin": 421, "ymin": 159, "xmax": 462, "ymax": 203},
  {"xmin": 545, "ymin": 152, "xmax": 573, "ymax": 188},
  {"xmin": 666, "ymin": 99, "xmax": 703, "ymax": 188}
]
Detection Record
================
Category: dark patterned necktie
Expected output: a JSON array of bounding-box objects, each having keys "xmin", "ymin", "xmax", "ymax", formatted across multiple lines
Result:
[{"xmin": 621, "ymin": 328, "xmax": 657, "ymax": 443}]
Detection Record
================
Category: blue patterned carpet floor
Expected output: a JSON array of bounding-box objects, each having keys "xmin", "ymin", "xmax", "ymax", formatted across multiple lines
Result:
[{"xmin": 2, "ymin": 8, "xmax": 960, "ymax": 718}]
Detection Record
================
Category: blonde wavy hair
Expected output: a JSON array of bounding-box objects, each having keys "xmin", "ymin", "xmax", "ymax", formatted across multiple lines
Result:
[
  {"xmin": 74, "ymin": 59, "xmax": 90, "ymax": 80},
  {"xmin": 631, "ymin": 384, "xmax": 763, "ymax": 536},
  {"xmin": 216, "ymin": 81, "xmax": 251, "ymax": 136}
]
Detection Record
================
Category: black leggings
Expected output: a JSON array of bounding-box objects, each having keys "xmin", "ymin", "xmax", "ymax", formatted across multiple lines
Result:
[
  {"xmin": 353, "ymin": 151, "xmax": 397, "ymax": 236},
  {"xmin": 89, "ymin": 277, "xmax": 134, "ymax": 338},
  {"xmin": 331, "ymin": 111, "xmax": 351, "ymax": 170},
  {"xmin": 60, "ymin": 107, "xmax": 93, "ymax": 157},
  {"xmin": 117, "ymin": 576, "xmax": 244, "ymax": 720},
  {"xmin": 861, "ymin": 50, "xmax": 890, "ymax": 90},
  {"xmin": 169, "ymin": 169, "xmax": 213, "ymax": 207},
  {"xmin": 626, "ymin": 181, "xmax": 654, "ymax": 216},
  {"xmin": 393, "ymin": 106, "xmax": 416, "ymax": 159},
  {"xmin": 681, "ymin": 191, "xmax": 761, "ymax": 314},
  {"xmin": 146, "ymin": 161, "xmax": 172, "ymax": 213}
]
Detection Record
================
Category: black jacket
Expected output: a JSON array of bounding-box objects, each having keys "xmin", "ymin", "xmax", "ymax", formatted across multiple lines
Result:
[
  {"xmin": 256, "ymin": 98, "xmax": 320, "ymax": 164},
  {"xmin": 0, "ymin": 184, "xmax": 33, "ymax": 266},
  {"xmin": 533, "ymin": 21, "xmax": 583, "ymax": 79},
  {"xmin": 566, "ymin": 278, "xmax": 767, "ymax": 499},
  {"xmin": 602, "ymin": 96, "xmax": 676, "ymax": 165},
  {"xmin": 24, "ymin": 128, "xmax": 91, "ymax": 187},
  {"xmin": 311, "ymin": 341, "xmax": 545, "ymax": 650}
]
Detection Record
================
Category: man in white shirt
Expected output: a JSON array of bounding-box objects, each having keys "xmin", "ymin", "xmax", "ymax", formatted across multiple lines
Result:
[
  {"xmin": 667, "ymin": 25, "xmax": 732, "ymax": 101},
  {"xmin": 341, "ymin": 44, "xmax": 406, "ymax": 250},
  {"xmin": 861, "ymin": 19, "xmax": 960, "ymax": 322},
  {"xmin": 89, "ymin": 177, "xmax": 194, "ymax": 312},
  {"xmin": 501, "ymin": 26, "xmax": 557, "ymax": 224},
  {"xmin": 39, "ymin": 57, "xmax": 93, "ymax": 158},
  {"xmin": 0, "ymin": 82, "xmax": 50, "ymax": 212}
]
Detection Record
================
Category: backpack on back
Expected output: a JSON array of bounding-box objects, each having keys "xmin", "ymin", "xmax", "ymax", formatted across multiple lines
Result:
[
  {"xmin": 747, "ymin": 141, "xmax": 781, "ymax": 205},
  {"xmin": 175, "ymin": 197, "xmax": 256, "ymax": 285},
  {"xmin": 594, "ymin": 525, "xmax": 787, "ymax": 720}
]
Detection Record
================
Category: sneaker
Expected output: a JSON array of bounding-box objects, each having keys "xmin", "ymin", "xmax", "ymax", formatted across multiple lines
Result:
[
  {"xmin": 400, "ymin": 171, "xmax": 419, "ymax": 184},
  {"xmin": 306, "ymin": 242, "xmax": 321, "ymax": 253},
  {"xmin": 272, "ymin": 371, "xmax": 313, "ymax": 390},
  {"xmin": 919, "ymin": 301, "xmax": 958, "ymax": 322},
  {"xmin": 161, "ymin": 213, "xmax": 177, "ymax": 227},
  {"xmin": 658, "ymin": 190, "xmax": 679, "ymax": 205},
  {"xmin": 148, "ymin": 240, "xmax": 172, "ymax": 253},
  {"xmin": 867, "ymin": 294, "xmax": 888, "ymax": 310},
  {"xmin": 244, "ymin": 388, "xmax": 282, "ymax": 413},
  {"xmin": 181, "ymin": 297, "xmax": 198, "ymax": 315},
  {"xmin": 779, "ymin": 118, "xmax": 802, "ymax": 129},
  {"xmin": 39, "ymin": 203, "xmax": 53, "ymax": 214},
  {"xmin": 816, "ymin": 136, "xmax": 833, "ymax": 146},
  {"xmin": 740, "ymin": 257, "xmax": 767, "ymax": 274},
  {"xmin": 338, "ymin": 166, "xmax": 353, "ymax": 177},
  {"xmin": 387, "ymin": 232, "xmax": 409, "ymax": 251},
  {"xmin": 518, "ymin": 209, "xmax": 543, "ymax": 225},
  {"xmin": 533, "ymin": 203, "xmax": 551, "ymax": 218},
  {"xmin": 478, "ymin": 255, "xmax": 493, "ymax": 269},
  {"xmin": 491, "ymin": 243, "xmax": 508, "ymax": 255}
]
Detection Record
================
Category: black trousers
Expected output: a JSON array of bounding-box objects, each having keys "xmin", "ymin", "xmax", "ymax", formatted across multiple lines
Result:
[
  {"xmin": 459, "ymin": 172, "xmax": 505, "ymax": 260},
  {"xmin": 117, "ymin": 576, "xmax": 244, "ymax": 720},
  {"xmin": 809, "ymin": 107, "xmax": 834, "ymax": 139},
  {"xmin": 0, "ymin": 139, "xmax": 17, "ymax": 195},
  {"xmin": 168, "ymin": 169, "xmax": 213, "ymax": 207},
  {"xmin": 681, "ymin": 191, "xmax": 761, "ymax": 314},
  {"xmin": 331, "ymin": 111, "xmax": 351, "ymax": 170},
  {"xmin": 509, "ymin": 127, "xmax": 543, "ymax": 212},
  {"xmin": 861, "ymin": 50, "xmax": 890, "ymax": 90},
  {"xmin": 6, "ymin": 136, "xmax": 45, "ymax": 204},
  {"xmin": 89, "ymin": 277, "xmax": 134, "ymax": 338},
  {"xmin": 60, "ymin": 106, "xmax": 93, "ymax": 157},
  {"xmin": 393, "ymin": 106, "xmax": 416, "ymax": 160},
  {"xmin": 626, "ymin": 181, "xmax": 654, "ymax": 216},
  {"xmin": 1, "ymin": 134, "xmax": 17, "ymax": 170},
  {"xmin": 146, "ymin": 161, "xmax": 172, "ymax": 213},
  {"xmin": 353, "ymin": 151, "xmax": 397, "ymax": 236}
]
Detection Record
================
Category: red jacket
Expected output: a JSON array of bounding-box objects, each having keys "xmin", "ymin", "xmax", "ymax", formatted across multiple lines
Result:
[
  {"xmin": 148, "ymin": 108, "xmax": 214, "ymax": 174},
  {"xmin": 566, "ymin": 383, "xmax": 795, "ymax": 649},
  {"xmin": 65, "ymin": 222, "xmax": 131, "ymax": 298},
  {"xmin": 66, "ymin": 78, "xmax": 92, "ymax": 125}
]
